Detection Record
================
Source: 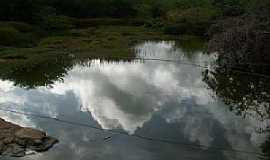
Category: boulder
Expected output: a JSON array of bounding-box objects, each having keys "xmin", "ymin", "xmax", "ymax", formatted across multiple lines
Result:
[{"xmin": 0, "ymin": 118, "xmax": 58, "ymax": 157}]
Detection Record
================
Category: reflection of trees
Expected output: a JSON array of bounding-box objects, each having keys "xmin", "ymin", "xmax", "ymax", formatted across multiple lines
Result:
[
  {"xmin": 203, "ymin": 66, "xmax": 270, "ymax": 121},
  {"xmin": 0, "ymin": 56, "xmax": 73, "ymax": 89},
  {"xmin": 203, "ymin": 56, "xmax": 270, "ymax": 160},
  {"xmin": 0, "ymin": 56, "xmax": 137, "ymax": 89},
  {"xmin": 205, "ymin": 14, "xmax": 270, "ymax": 121},
  {"xmin": 203, "ymin": 22, "xmax": 270, "ymax": 160},
  {"xmin": 176, "ymin": 36, "xmax": 205, "ymax": 56}
]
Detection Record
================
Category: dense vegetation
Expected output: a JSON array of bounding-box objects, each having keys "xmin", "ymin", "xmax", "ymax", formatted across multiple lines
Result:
[
  {"xmin": 0, "ymin": 0, "xmax": 269, "ymax": 34},
  {"xmin": 0, "ymin": 0, "xmax": 269, "ymax": 88},
  {"xmin": 0, "ymin": 0, "xmax": 268, "ymax": 46},
  {"xmin": 0, "ymin": 1, "xmax": 269, "ymax": 81}
]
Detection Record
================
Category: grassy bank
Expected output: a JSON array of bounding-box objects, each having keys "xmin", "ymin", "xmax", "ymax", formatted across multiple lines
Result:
[
  {"xmin": 0, "ymin": 21, "xmax": 176, "ymax": 60},
  {"xmin": 0, "ymin": 21, "xmax": 178, "ymax": 88}
]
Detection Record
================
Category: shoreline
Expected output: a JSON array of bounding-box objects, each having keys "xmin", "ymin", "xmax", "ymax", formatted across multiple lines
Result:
[{"xmin": 0, "ymin": 118, "xmax": 58, "ymax": 157}]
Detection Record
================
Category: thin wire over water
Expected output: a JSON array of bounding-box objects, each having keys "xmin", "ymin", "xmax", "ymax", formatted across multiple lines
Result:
[
  {"xmin": 0, "ymin": 107, "xmax": 263, "ymax": 157},
  {"xmin": 76, "ymin": 56, "xmax": 270, "ymax": 79}
]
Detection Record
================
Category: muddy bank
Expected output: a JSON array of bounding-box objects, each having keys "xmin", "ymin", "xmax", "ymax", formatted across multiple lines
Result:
[{"xmin": 0, "ymin": 118, "xmax": 58, "ymax": 157}]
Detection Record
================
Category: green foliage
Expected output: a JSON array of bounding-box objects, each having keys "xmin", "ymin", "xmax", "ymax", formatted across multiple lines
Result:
[
  {"xmin": 212, "ymin": 0, "xmax": 246, "ymax": 16},
  {"xmin": 0, "ymin": 0, "xmax": 268, "ymax": 37},
  {"xmin": 74, "ymin": 18, "xmax": 126, "ymax": 28},
  {"xmin": 244, "ymin": 0, "xmax": 270, "ymax": 17},
  {"xmin": 164, "ymin": 7, "xmax": 221, "ymax": 35},
  {"xmin": 0, "ymin": 53, "xmax": 74, "ymax": 89},
  {"xmin": 31, "ymin": 6, "xmax": 75, "ymax": 30},
  {"xmin": 0, "ymin": 22, "xmax": 34, "ymax": 32},
  {"xmin": 167, "ymin": 7, "xmax": 220, "ymax": 23},
  {"xmin": 37, "ymin": 25, "xmax": 169, "ymax": 55},
  {"xmin": 0, "ymin": 22, "xmax": 39, "ymax": 47},
  {"xmin": 39, "ymin": 15, "xmax": 74, "ymax": 30},
  {"xmin": 176, "ymin": 0, "xmax": 214, "ymax": 9},
  {"xmin": 0, "ymin": 27, "xmax": 23, "ymax": 46},
  {"xmin": 176, "ymin": 36, "xmax": 206, "ymax": 55}
]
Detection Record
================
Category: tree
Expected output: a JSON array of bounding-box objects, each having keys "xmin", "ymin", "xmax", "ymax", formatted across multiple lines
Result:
[{"xmin": 0, "ymin": 0, "xmax": 42, "ymax": 22}]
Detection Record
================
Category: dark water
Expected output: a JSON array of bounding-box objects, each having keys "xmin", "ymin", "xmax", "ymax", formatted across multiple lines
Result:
[{"xmin": 0, "ymin": 41, "xmax": 269, "ymax": 160}]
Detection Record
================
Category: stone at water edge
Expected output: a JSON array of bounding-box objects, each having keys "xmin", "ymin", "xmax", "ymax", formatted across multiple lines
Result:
[{"xmin": 0, "ymin": 118, "xmax": 58, "ymax": 157}]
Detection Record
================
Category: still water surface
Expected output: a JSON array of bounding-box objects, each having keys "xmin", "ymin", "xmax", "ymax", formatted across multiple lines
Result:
[{"xmin": 0, "ymin": 41, "xmax": 269, "ymax": 160}]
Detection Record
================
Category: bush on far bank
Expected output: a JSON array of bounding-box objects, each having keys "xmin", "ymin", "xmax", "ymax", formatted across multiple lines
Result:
[
  {"xmin": 0, "ymin": 27, "xmax": 24, "ymax": 46},
  {"xmin": 164, "ymin": 7, "xmax": 221, "ymax": 35},
  {"xmin": 0, "ymin": 22, "xmax": 38, "ymax": 47}
]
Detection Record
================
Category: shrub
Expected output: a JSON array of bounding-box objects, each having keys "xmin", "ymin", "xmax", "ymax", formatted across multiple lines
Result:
[
  {"xmin": 126, "ymin": 18, "xmax": 146, "ymax": 26},
  {"xmin": 0, "ymin": 23, "xmax": 38, "ymax": 47},
  {"xmin": 164, "ymin": 7, "xmax": 221, "ymax": 35},
  {"xmin": 74, "ymin": 18, "xmax": 126, "ymax": 28},
  {"xmin": 163, "ymin": 23, "xmax": 188, "ymax": 35},
  {"xmin": 40, "ymin": 15, "xmax": 74, "ymax": 31},
  {"xmin": 39, "ymin": 36, "xmax": 72, "ymax": 48},
  {"xmin": 208, "ymin": 16, "xmax": 270, "ymax": 64},
  {"xmin": 0, "ymin": 27, "xmax": 22, "ymax": 46},
  {"xmin": 0, "ymin": 22, "xmax": 34, "ymax": 33}
]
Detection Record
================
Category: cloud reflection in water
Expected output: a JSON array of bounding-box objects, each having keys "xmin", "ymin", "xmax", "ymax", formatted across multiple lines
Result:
[{"xmin": 0, "ymin": 41, "xmax": 266, "ymax": 160}]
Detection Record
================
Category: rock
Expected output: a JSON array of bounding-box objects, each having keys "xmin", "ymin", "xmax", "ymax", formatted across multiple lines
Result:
[
  {"xmin": 0, "ymin": 118, "xmax": 58, "ymax": 157},
  {"xmin": 15, "ymin": 128, "xmax": 46, "ymax": 140}
]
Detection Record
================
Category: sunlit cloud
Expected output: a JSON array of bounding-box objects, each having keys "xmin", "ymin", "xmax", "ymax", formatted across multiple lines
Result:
[{"xmin": 0, "ymin": 41, "xmax": 266, "ymax": 160}]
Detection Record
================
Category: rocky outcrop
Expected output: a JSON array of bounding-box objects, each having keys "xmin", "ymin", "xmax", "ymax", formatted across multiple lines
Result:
[{"xmin": 0, "ymin": 118, "xmax": 58, "ymax": 157}]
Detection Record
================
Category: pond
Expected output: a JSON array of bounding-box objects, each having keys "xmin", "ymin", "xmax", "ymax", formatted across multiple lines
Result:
[{"xmin": 0, "ymin": 40, "xmax": 269, "ymax": 160}]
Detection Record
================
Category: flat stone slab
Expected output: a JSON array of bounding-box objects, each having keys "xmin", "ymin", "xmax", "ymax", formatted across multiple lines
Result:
[{"xmin": 0, "ymin": 118, "xmax": 58, "ymax": 157}]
